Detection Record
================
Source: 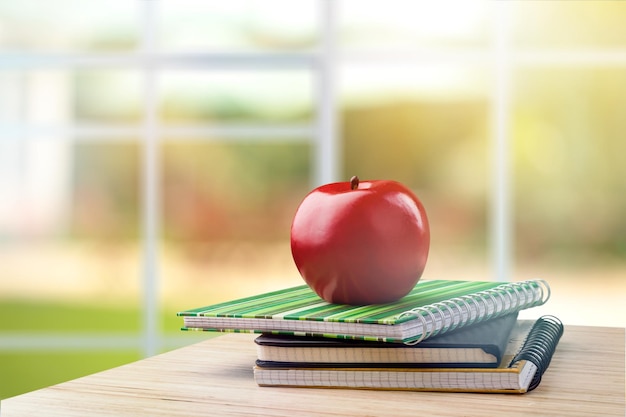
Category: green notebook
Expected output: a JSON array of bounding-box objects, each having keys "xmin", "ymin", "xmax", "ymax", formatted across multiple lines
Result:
[{"xmin": 178, "ymin": 279, "xmax": 550, "ymax": 344}]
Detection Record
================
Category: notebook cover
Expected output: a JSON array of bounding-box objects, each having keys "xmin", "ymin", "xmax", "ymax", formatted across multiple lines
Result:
[{"xmin": 178, "ymin": 279, "xmax": 549, "ymax": 344}]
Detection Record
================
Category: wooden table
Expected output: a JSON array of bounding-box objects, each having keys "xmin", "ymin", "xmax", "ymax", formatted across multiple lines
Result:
[{"xmin": 2, "ymin": 325, "xmax": 624, "ymax": 416}]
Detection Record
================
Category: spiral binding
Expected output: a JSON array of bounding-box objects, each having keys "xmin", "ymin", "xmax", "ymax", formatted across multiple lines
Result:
[
  {"xmin": 510, "ymin": 315, "xmax": 564, "ymax": 391},
  {"xmin": 398, "ymin": 279, "xmax": 551, "ymax": 345}
]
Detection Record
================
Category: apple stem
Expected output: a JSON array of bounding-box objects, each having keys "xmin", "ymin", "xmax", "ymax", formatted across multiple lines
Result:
[{"xmin": 350, "ymin": 176, "xmax": 359, "ymax": 190}]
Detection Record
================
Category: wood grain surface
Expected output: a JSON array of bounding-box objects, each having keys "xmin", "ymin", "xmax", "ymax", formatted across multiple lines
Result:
[{"xmin": 2, "ymin": 325, "xmax": 624, "ymax": 417}]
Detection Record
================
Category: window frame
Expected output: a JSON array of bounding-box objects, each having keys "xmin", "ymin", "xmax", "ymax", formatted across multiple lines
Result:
[{"xmin": 2, "ymin": 0, "xmax": 626, "ymax": 359}]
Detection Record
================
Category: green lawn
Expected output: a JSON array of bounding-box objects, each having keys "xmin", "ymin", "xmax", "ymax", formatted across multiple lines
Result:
[
  {"xmin": 0, "ymin": 350, "xmax": 140, "ymax": 400},
  {"xmin": 0, "ymin": 299, "xmax": 192, "ymax": 400}
]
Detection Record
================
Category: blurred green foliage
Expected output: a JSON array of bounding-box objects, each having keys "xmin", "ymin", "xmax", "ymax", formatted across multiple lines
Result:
[
  {"xmin": 161, "ymin": 142, "xmax": 311, "ymax": 241},
  {"xmin": 0, "ymin": 300, "xmax": 139, "ymax": 332}
]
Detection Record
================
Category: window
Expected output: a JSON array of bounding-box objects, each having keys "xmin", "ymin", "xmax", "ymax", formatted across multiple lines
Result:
[{"xmin": 2, "ymin": 0, "xmax": 625, "ymax": 400}]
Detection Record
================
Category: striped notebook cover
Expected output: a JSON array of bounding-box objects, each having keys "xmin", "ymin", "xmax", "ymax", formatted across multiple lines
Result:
[{"xmin": 178, "ymin": 279, "xmax": 550, "ymax": 344}]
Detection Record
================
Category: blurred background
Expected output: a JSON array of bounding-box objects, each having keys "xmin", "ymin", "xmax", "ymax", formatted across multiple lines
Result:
[{"xmin": 1, "ymin": 0, "xmax": 625, "ymax": 400}]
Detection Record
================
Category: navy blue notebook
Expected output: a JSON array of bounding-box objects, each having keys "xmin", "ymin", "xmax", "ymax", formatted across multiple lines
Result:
[{"xmin": 255, "ymin": 313, "xmax": 519, "ymax": 368}]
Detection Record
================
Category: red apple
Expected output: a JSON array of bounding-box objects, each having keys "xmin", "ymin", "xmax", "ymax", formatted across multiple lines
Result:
[{"xmin": 290, "ymin": 176, "xmax": 430, "ymax": 305}]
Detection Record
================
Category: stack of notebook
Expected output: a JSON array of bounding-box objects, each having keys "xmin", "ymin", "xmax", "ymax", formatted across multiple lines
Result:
[{"xmin": 177, "ymin": 279, "xmax": 564, "ymax": 394}]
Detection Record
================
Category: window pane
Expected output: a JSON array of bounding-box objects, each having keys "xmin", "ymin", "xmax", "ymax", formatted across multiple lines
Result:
[
  {"xmin": 339, "ymin": 0, "xmax": 491, "ymax": 50},
  {"xmin": 0, "ymin": 71, "xmax": 22, "ymax": 125},
  {"xmin": 340, "ymin": 63, "xmax": 490, "ymax": 279},
  {"xmin": 159, "ymin": 70, "xmax": 313, "ymax": 124},
  {"xmin": 512, "ymin": 1, "xmax": 626, "ymax": 48},
  {"xmin": 75, "ymin": 70, "xmax": 142, "ymax": 123},
  {"xmin": 513, "ymin": 68, "xmax": 626, "ymax": 325},
  {"xmin": 0, "ymin": 70, "xmax": 141, "ymax": 126},
  {"xmin": 514, "ymin": 68, "xmax": 626, "ymax": 261},
  {"xmin": 0, "ymin": 140, "xmax": 141, "ymax": 330},
  {"xmin": 0, "ymin": 70, "xmax": 73, "ymax": 126},
  {"xmin": 159, "ymin": 0, "xmax": 318, "ymax": 52},
  {"xmin": 72, "ymin": 142, "xmax": 140, "ymax": 240},
  {"xmin": 0, "ymin": 0, "xmax": 138, "ymax": 52},
  {"xmin": 160, "ymin": 141, "xmax": 311, "ymax": 309}
]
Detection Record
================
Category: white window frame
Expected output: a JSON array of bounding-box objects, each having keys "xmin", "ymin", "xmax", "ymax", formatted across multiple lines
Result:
[{"xmin": 2, "ymin": 1, "xmax": 626, "ymax": 359}]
